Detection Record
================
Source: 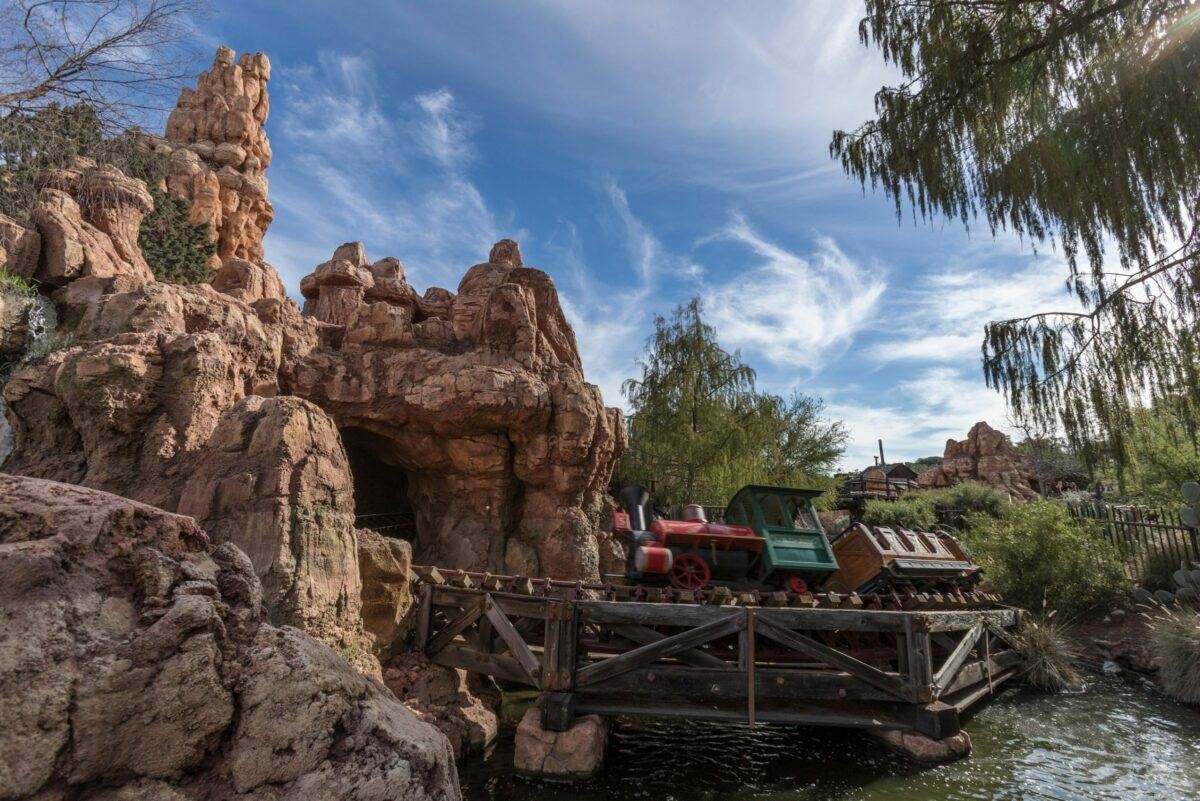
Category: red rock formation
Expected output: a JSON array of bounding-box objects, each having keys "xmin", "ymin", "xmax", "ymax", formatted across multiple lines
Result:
[
  {"xmin": 161, "ymin": 45, "xmax": 273, "ymax": 267},
  {"xmin": 0, "ymin": 474, "xmax": 459, "ymax": 801},
  {"xmin": 918, "ymin": 421, "xmax": 1039, "ymax": 500},
  {"xmin": 293, "ymin": 238, "xmax": 625, "ymax": 580}
]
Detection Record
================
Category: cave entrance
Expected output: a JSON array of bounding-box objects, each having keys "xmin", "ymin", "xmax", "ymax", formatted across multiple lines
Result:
[{"xmin": 342, "ymin": 427, "xmax": 416, "ymax": 542}]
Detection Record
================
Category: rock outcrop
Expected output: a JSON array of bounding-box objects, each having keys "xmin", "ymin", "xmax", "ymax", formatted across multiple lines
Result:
[
  {"xmin": 918, "ymin": 421, "xmax": 1039, "ymax": 500},
  {"xmin": 0, "ymin": 474, "xmax": 459, "ymax": 801},
  {"xmin": 293, "ymin": 239, "xmax": 625, "ymax": 580},
  {"xmin": 0, "ymin": 270, "xmax": 373, "ymax": 660},
  {"xmin": 383, "ymin": 655, "xmax": 502, "ymax": 758},
  {"xmin": 4, "ymin": 159, "xmax": 155, "ymax": 288},
  {"xmin": 161, "ymin": 45, "xmax": 273, "ymax": 268}
]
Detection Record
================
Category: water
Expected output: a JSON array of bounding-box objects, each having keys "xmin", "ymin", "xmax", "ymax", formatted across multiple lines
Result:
[
  {"xmin": 0, "ymin": 292, "xmax": 56, "ymax": 466},
  {"xmin": 460, "ymin": 677, "xmax": 1200, "ymax": 801}
]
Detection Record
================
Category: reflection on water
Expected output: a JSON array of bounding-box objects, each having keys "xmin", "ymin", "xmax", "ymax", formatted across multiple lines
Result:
[{"xmin": 459, "ymin": 677, "xmax": 1200, "ymax": 801}]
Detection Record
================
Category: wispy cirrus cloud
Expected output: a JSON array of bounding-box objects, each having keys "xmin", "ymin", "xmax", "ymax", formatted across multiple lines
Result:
[
  {"xmin": 701, "ymin": 213, "xmax": 887, "ymax": 370},
  {"xmin": 264, "ymin": 53, "xmax": 501, "ymax": 293}
]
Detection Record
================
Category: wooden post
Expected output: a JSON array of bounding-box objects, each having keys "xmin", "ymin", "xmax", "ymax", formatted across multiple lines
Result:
[
  {"xmin": 905, "ymin": 615, "xmax": 934, "ymax": 703},
  {"xmin": 415, "ymin": 582, "xmax": 433, "ymax": 652}
]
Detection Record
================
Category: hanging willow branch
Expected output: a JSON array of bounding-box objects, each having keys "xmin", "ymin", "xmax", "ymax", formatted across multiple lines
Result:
[{"xmin": 831, "ymin": 0, "xmax": 1200, "ymax": 465}]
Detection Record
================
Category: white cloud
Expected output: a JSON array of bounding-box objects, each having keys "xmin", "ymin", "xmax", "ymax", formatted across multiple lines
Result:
[
  {"xmin": 863, "ymin": 250, "xmax": 1081, "ymax": 365},
  {"xmin": 826, "ymin": 366, "xmax": 1013, "ymax": 469},
  {"xmin": 265, "ymin": 54, "xmax": 501, "ymax": 293},
  {"xmin": 702, "ymin": 213, "xmax": 887, "ymax": 369},
  {"xmin": 414, "ymin": 88, "xmax": 476, "ymax": 168}
]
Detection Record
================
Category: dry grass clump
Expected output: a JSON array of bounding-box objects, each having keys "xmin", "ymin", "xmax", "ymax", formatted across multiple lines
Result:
[
  {"xmin": 1149, "ymin": 608, "xmax": 1200, "ymax": 704},
  {"xmin": 1015, "ymin": 617, "xmax": 1082, "ymax": 692}
]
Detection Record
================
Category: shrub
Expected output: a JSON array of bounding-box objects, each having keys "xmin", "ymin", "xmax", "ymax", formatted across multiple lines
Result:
[
  {"xmin": 0, "ymin": 270, "xmax": 36, "ymax": 294},
  {"xmin": 963, "ymin": 500, "xmax": 1126, "ymax": 615},
  {"xmin": 860, "ymin": 481, "xmax": 1010, "ymax": 530},
  {"xmin": 139, "ymin": 188, "xmax": 216, "ymax": 284},
  {"xmin": 1149, "ymin": 608, "xmax": 1200, "ymax": 704},
  {"xmin": 1015, "ymin": 617, "xmax": 1081, "ymax": 691},
  {"xmin": 861, "ymin": 493, "xmax": 936, "ymax": 529}
]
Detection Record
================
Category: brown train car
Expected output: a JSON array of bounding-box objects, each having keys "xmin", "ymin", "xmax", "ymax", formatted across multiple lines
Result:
[{"xmin": 825, "ymin": 524, "xmax": 980, "ymax": 594}]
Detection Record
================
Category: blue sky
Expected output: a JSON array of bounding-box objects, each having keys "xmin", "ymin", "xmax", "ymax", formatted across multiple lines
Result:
[{"xmin": 193, "ymin": 0, "xmax": 1079, "ymax": 469}]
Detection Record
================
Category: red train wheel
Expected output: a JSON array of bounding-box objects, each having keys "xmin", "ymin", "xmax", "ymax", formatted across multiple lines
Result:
[
  {"xmin": 787, "ymin": 576, "xmax": 808, "ymax": 594},
  {"xmin": 670, "ymin": 552, "xmax": 712, "ymax": 590}
]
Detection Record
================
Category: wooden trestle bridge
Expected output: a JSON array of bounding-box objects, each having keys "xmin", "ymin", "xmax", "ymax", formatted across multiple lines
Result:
[{"xmin": 410, "ymin": 567, "xmax": 1025, "ymax": 745}]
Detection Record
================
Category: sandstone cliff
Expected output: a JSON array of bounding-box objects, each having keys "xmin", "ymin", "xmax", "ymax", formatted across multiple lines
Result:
[
  {"xmin": 918, "ymin": 421, "xmax": 1039, "ymax": 500},
  {"xmin": 0, "ymin": 474, "xmax": 459, "ymax": 801},
  {"xmin": 160, "ymin": 45, "xmax": 273, "ymax": 268}
]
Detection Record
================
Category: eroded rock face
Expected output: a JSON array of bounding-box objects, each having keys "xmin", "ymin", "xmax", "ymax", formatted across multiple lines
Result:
[
  {"xmin": 383, "ymin": 654, "xmax": 501, "ymax": 758},
  {"xmin": 0, "ymin": 475, "xmax": 460, "ymax": 801},
  {"xmin": 0, "ymin": 276, "xmax": 371, "ymax": 659},
  {"xmin": 918, "ymin": 421, "xmax": 1039, "ymax": 500},
  {"xmin": 6, "ymin": 159, "xmax": 155, "ymax": 288},
  {"xmin": 162, "ymin": 45, "xmax": 273, "ymax": 268},
  {"xmin": 294, "ymin": 239, "xmax": 625, "ymax": 580}
]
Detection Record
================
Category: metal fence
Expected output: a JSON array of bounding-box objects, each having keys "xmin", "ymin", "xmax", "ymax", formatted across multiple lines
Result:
[
  {"xmin": 1066, "ymin": 500, "xmax": 1200, "ymax": 580},
  {"xmin": 354, "ymin": 511, "xmax": 416, "ymax": 540}
]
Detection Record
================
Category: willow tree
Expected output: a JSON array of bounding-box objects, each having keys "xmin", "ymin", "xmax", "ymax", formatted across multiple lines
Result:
[
  {"xmin": 620, "ymin": 298, "xmax": 846, "ymax": 507},
  {"xmin": 831, "ymin": 1, "xmax": 1200, "ymax": 466}
]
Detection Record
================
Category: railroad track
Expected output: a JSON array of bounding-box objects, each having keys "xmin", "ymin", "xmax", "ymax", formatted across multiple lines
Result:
[{"xmin": 410, "ymin": 565, "xmax": 1004, "ymax": 611}]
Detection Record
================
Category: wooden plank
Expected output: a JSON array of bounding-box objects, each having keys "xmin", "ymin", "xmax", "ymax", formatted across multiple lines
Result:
[
  {"xmin": 579, "ymin": 601, "xmax": 912, "ymax": 631},
  {"xmin": 576, "ymin": 614, "xmax": 746, "ymax": 687},
  {"xmin": 985, "ymin": 621, "xmax": 1022, "ymax": 651},
  {"xmin": 611, "ymin": 624, "xmax": 731, "ymax": 669},
  {"xmin": 905, "ymin": 617, "xmax": 934, "ymax": 703},
  {"xmin": 572, "ymin": 696, "xmax": 920, "ymax": 731},
  {"xmin": 413, "ymin": 565, "xmax": 445, "ymax": 584},
  {"xmin": 484, "ymin": 594, "xmax": 542, "ymax": 684},
  {"xmin": 431, "ymin": 643, "xmax": 537, "ymax": 686},
  {"xmin": 932, "ymin": 621, "xmax": 984, "ymax": 695},
  {"xmin": 920, "ymin": 609, "xmax": 1018, "ymax": 631},
  {"xmin": 432, "ymin": 588, "xmax": 549, "ymax": 620},
  {"xmin": 755, "ymin": 616, "xmax": 912, "ymax": 702},
  {"xmin": 415, "ymin": 583, "xmax": 433, "ymax": 651},
  {"xmin": 574, "ymin": 665, "xmax": 900, "ymax": 702},
  {"xmin": 941, "ymin": 650, "xmax": 1022, "ymax": 697},
  {"xmin": 426, "ymin": 597, "xmax": 485, "ymax": 656}
]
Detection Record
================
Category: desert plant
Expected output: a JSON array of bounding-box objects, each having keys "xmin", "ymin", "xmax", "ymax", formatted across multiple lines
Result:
[
  {"xmin": 964, "ymin": 501, "xmax": 1126, "ymax": 616},
  {"xmin": 1148, "ymin": 608, "xmax": 1200, "ymax": 704},
  {"xmin": 1014, "ymin": 616, "xmax": 1081, "ymax": 692}
]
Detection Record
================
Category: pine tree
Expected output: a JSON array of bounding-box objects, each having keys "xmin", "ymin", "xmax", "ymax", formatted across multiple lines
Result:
[
  {"xmin": 619, "ymin": 298, "xmax": 846, "ymax": 506},
  {"xmin": 831, "ymin": 1, "xmax": 1200, "ymax": 466},
  {"xmin": 139, "ymin": 188, "xmax": 216, "ymax": 284}
]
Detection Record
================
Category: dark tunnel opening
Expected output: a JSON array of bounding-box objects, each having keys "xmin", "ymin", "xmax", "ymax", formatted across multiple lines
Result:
[{"xmin": 342, "ymin": 427, "xmax": 416, "ymax": 542}]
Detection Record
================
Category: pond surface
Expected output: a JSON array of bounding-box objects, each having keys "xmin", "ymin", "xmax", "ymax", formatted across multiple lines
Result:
[{"xmin": 459, "ymin": 676, "xmax": 1200, "ymax": 801}]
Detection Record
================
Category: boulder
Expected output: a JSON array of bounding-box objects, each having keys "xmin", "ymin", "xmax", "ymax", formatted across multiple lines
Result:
[
  {"xmin": 357, "ymin": 528, "xmax": 415, "ymax": 654},
  {"xmin": 0, "ymin": 474, "xmax": 460, "ymax": 801},
  {"xmin": 918, "ymin": 421, "xmax": 1039, "ymax": 500},
  {"xmin": 513, "ymin": 709, "xmax": 608, "ymax": 780},
  {"xmin": 383, "ymin": 654, "xmax": 501, "ymax": 758}
]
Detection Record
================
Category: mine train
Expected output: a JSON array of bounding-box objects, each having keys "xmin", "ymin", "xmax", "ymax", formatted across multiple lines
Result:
[{"xmin": 613, "ymin": 484, "xmax": 982, "ymax": 596}]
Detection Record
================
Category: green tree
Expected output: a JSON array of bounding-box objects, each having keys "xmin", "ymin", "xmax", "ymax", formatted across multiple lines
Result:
[
  {"xmin": 139, "ymin": 188, "xmax": 215, "ymax": 284},
  {"xmin": 619, "ymin": 298, "xmax": 846, "ymax": 507},
  {"xmin": 832, "ymin": 1, "xmax": 1200, "ymax": 466}
]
